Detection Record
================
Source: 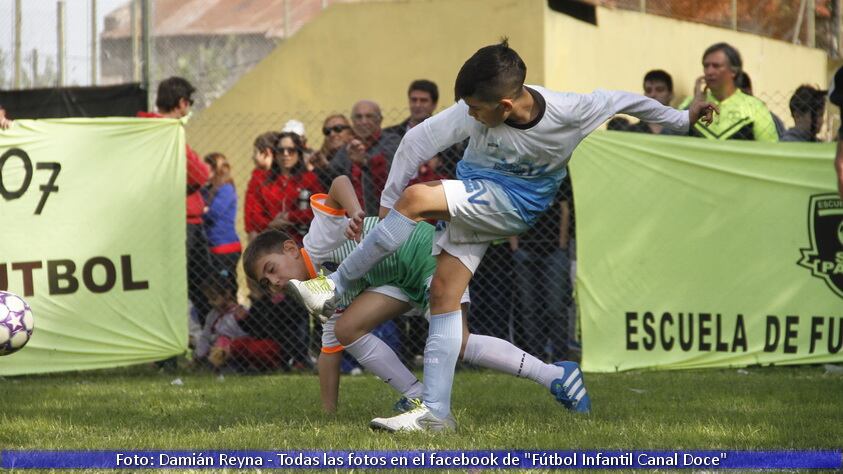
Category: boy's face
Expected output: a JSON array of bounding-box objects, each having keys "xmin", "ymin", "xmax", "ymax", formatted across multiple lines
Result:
[
  {"xmin": 252, "ymin": 241, "xmax": 310, "ymax": 296},
  {"xmin": 463, "ymin": 96, "xmax": 508, "ymax": 127},
  {"xmin": 643, "ymin": 80, "xmax": 673, "ymax": 106}
]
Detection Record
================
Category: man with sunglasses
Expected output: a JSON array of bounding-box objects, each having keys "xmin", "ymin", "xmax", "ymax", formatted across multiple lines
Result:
[{"xmin": 138, "ymin": 76, "xmax": 212, "ymax": 323}]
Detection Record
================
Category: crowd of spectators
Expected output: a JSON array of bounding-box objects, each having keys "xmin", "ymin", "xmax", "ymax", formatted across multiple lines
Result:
[{"xmin": 0, "ymin": 40, "xmax": 836, "ymax": 373}]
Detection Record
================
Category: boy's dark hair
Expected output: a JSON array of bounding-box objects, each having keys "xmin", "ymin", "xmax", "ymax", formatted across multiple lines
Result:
[
  {"xmin": 454, "ymin": 38, "xmax": 527, "ymax": 103},
  {"xmin": 702, "ymin": 42, "xmax": 743, "ymax": 77},
  {"xmin": 242, "ymin": 229, "xmax": 295, "ymax": 283},
  {"xmin": 155, "ymin": 76, "xmax": 196, "ymax": 112},
  {"xmin": 409, "ymin": 79, "xmax": 439, "ymax": 104},
  {"xmin": 643, "ymin": 69, "xmax": 673, "ymax": 93},
  {"xmin": 789, "ymin": 85, "xmax": 826, "ymax": 116}
]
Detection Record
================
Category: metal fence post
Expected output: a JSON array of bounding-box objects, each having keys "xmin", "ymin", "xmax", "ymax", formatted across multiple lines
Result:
[{"xmin": 57, "ymin": 0, "xmax": 66, "ymax": 87}]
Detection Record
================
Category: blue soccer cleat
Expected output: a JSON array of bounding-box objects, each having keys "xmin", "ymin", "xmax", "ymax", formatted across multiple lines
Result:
[{"xmin": 550, "ymin": 361, "xmax": 591, "ymax": 414}]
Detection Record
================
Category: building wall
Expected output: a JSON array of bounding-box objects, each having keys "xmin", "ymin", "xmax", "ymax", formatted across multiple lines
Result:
[
  {"xmin": 543, "ymin": 5, "xmax": 829, "ymax": 125},
  {"xmin": 187, "ymin": 0, "xmax": 544, "ymax": 160}
]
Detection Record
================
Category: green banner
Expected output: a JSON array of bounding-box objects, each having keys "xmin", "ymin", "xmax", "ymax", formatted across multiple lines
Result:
[
  {"xmin": 572, "ymin": 131, "xmax": 843, "ymax": 372},
  {"xmin": 0, "ymin": 118, "xmax": 187, "ymax": 375}
]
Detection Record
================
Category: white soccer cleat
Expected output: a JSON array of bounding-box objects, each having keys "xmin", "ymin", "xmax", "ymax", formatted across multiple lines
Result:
[
  {"xmin": 285, "ymin": 274, "xmax": 337, "ymax": 321},
  {"xmin": 370, "ymin": 401, "xmax": 456, "ymax": 433}
]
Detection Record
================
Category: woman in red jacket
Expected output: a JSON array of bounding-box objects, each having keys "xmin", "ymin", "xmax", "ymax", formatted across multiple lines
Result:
[{"xmin": 256, "ymin": 132, "xmax": 324, "ymax": 244}]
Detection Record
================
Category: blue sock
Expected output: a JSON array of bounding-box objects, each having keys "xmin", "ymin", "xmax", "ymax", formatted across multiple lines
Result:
[
  {"xmin": 422, "ymin": 310, "xmax": 463, "ymax": 419},
  {"xmin": 330, "ymin": 209, "xmax": 416, "ymax": 295}
]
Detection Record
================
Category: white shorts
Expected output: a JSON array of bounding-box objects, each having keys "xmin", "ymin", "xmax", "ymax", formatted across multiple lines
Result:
[
  {"xmin": 434, "ymin": 179, "xmax": 530, "ymax": 273},
  {"xmin": 321, "ymin": 284, "xmax": 470, "ymax": 351}
]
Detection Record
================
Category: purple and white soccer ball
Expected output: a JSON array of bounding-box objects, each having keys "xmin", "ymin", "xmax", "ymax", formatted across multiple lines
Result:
[{"xmin": 0, "ymin": 291, "xmax": 34, "ymax": 356}]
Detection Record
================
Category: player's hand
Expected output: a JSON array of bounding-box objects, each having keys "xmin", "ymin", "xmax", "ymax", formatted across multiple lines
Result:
[
  {"xmin": 0, "ymin": 117, "xmax": 12, "ymax": 130},
  {"xmin": 344, "ymin": 209, "xmax": 365, "ymax": 242},
  {"xmin": 689, "ymin": 100, "xmax": 718, "ymax": 127}
]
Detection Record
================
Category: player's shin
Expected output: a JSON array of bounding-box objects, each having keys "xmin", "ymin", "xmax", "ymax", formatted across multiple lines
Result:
[
  {"xmin": 422, "ymin": 310, "xmax": 462, "ymax": 419},
  {"xmin": 344, "ymin": 333, "xmax": 423, "ymax": 399}
]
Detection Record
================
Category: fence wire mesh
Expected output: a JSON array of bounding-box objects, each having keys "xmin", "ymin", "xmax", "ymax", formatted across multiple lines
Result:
[
  {"xmin": 186, "ymin": 105, "xmax": 581, "ymax": 374},
  {"xmin": 0, "ymin": 0, "xmax": 838, "ymax": 376}
]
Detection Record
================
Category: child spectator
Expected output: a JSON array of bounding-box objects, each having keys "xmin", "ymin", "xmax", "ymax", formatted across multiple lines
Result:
[
  {"xmin": 202, "ymin": 152, "xmax": 241, "ymax": 287},
  {"xmin": 195, "ymin": 273, "xmax": 281, "ymax": 371}
]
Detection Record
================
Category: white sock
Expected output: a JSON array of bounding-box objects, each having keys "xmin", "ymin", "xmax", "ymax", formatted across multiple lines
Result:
[
  {"xmin": 462, "ymin": 333, "xmax": 565, "ymax": 389},
  {"xmin": 344, "ymin": 333, "xmax": 422, "ymax": 399},
  {"xmin": 422, "ymin": 310, "xmax": 462, "ymax": 419},
  {"xmin": 328, "ymin": 209, "xmax": 416, "ymax": 295}
]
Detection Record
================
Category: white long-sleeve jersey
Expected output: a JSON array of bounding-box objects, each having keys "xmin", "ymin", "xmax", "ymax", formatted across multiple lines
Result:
[{"xmin": 381, "ymin": 86, "xmax": 689, "ymax": 225}]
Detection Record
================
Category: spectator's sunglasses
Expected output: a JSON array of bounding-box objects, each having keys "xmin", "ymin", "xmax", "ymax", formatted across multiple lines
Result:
[{"xmin": 323, "ymin": 125, "xmax": 350, "ymax": 136}]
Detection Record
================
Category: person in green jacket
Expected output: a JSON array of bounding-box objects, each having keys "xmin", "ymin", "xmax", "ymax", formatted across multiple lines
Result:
[{"xmin": 681, "ymin": 42, "xmax": 778, "ymax": 142}]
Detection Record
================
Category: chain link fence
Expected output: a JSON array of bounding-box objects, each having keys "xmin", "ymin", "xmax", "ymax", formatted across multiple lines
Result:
[
  {"xmin": 0, "ymin": 0, "xmax": 838, "ymax": 376},
  {"xmin": 187, "ymin": 105, "xmax": 581, "ymax": 374},
  {"xmin": 184, "ymin": 88, "xmax": 832, "ymax": 374}
]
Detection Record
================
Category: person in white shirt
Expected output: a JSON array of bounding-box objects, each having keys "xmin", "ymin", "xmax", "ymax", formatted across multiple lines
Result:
[{"xmin": 287, "ymin": 39, "xmax": 716, "ymax": 432}]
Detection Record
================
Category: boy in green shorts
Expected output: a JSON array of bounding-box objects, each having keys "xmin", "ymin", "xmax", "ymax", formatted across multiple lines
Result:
[{"xmin": 244, "ymin": 176, "xmax": 582, "ymax": 425}]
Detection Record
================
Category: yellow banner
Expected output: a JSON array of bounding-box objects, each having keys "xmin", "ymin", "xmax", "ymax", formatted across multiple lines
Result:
[
  {"xmin": 572, "ymin": 132, "xmax": 843, "ymax": 372},
  {"xmin": 0, "ymin": 118, "xmax": 187, "ymax": 375}
]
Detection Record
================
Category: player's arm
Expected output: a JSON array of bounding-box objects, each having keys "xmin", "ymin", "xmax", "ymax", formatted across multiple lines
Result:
[
  {"xmin": 578, "ymin": 90, "xmax": 713, "ymax": 136},
  {"xmin": 318, "ymin": 350, "xmax": 342, "ymax": 413},
  {"xmin": 380, "ymin": 101, "xmax": 471, "ymax": 211},
  {"xmin": 324, "ymin": 175, "xmax": 366, "ymax": 241}
]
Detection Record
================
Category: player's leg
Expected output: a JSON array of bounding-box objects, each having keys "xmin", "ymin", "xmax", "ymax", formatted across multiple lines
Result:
[
  {"xmin": 288, "ymin": 181, "xmax": 449, "ymax": 317},
  {"xmin": 458, "ymin": 262, "xmax": 590, "ymax": 414},
  {"xmin": 370, "ymin": 252, "xmax": 470, "ymax": 432},
  {"xmin": 319, "ymin": 313, "xmax": 346, "ymax": 413},
  {"xmin": 328, "ymin": 182, "xmax": 449, "ymax": 294},
  {"xmin": 318, "ymin": 350, "xmax": 342, "ymax": 413},
  {"xmin": 334, "ymin": 290, "xmax": 423, "ymax": 403}
]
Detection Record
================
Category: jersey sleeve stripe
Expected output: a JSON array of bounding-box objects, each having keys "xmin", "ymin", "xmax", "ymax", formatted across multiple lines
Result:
[
  {"xmin": 310, "ymin": 193, "xmax": 346, "ymax": 216},
  {"xmin": 300, "ymin": 248, "xmax": 319, "ymax": 279},
  {"xmin": 321, "ymin": 344, "xmax": 344, "ymax": 353}
]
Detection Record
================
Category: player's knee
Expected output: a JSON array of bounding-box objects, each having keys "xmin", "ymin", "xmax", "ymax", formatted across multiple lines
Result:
[
  {"xmin": 429, "ymin": 273, "xmax": 462, "ymax": 306},
  {"xmin": 394, "ymin": 184, "xmax": 431, "ymax": 219},
  {"xmin": 334, "ymin": 317, "xmax": 362, "ymax": 346}
]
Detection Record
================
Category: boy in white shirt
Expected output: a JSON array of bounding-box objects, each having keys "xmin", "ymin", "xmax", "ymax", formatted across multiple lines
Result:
[{"xmin": 288, "ymin": 40, "xmax": 716, "ymax": 432}]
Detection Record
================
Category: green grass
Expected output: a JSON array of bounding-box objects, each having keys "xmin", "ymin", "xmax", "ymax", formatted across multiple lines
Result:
[{"xmin": 2, "ymin": 365, "xmax": 842, "ymax": 452}]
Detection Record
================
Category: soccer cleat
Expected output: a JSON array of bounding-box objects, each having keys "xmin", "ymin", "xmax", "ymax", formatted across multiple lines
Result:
[
  {"xmin": 550, "ymin": 361, "xmax": 592, "ymax": 414},
  {"xmin": 370, "ymin": 402, "xmax": 456, "ymax": 433},
  {"xmin": 393, "ymin": 396, "xmax": 422, "ymax": 413},
  {"xmin": 285, "ymin": 273, "xmax": 337, "ymax": 320}
]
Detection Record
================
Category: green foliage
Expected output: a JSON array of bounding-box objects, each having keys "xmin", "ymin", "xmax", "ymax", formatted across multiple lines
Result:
[{"xmin": 2, "ymin": 366, "xmax": 842, "ymax": 450}]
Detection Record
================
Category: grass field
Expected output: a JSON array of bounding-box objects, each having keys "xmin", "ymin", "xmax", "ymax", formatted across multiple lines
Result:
[{"xmin": 3, "ymin": 364, "xmax": 842, "ymax": 455}]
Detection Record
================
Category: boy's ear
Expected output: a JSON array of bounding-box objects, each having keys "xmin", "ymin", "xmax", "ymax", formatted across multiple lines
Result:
[
  {"xmin": 283, "ymin": 239, "xmax": 299, "ymax": 255},
  {"xmin": 499, "ymin": 98, "xmax": 514, "ymax": 113}
]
